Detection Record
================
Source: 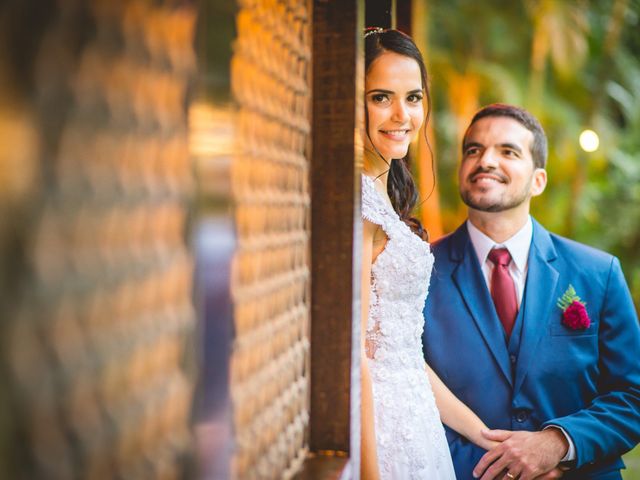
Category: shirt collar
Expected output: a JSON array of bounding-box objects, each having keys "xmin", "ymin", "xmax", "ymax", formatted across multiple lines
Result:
[{"xmin": 467, "ymin": 216, "xmax": 533, "ymax": 274}]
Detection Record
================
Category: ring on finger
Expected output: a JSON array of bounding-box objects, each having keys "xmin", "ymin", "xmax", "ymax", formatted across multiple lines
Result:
[{"xmin": 505, "ymin": 473, "xmax": 516, "ymax": 480}]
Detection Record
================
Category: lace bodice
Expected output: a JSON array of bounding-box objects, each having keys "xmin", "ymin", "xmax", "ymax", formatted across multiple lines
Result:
[
  {"xmin": 362, "ymin": 174, "xmax": 434, "ymax": 366},
  {"xmin": 361, "ymin": 174, "xmax": 456, "ymax": 479}
]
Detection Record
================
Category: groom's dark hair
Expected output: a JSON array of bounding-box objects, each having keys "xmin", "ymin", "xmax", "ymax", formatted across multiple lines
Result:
[{"xmin": 464, "ymin": 103, "xmax": 548, "ymax": 169}]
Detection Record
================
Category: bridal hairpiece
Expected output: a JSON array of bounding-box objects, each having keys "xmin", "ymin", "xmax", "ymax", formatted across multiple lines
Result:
[{"xmin": 364, "ymin": 27, "xmax": 385, "ymax": 38}]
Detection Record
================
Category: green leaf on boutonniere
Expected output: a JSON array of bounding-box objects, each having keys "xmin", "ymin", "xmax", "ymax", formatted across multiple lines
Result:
[{"xmin": 557, "ymin": 284, "xmax": 586, "ymax": 311}]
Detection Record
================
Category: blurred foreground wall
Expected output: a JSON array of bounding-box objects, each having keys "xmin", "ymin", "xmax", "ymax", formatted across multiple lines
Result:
[
  {"xmin": 0, "ymin": 1, "xmax": 196, "ymax": 478},
  {"xmin": 0, "ymin": 0, "xmax": 362, "ymax": 478},
  {"xmin": 227, "ymin": 1, "xmax": 312, "ymax": 477}
]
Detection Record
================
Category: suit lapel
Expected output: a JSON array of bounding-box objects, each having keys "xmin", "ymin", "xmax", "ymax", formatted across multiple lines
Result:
[
  {"xmin": 513, "ymin": 220, "xmax": 559, "ymax": 395},
  {"xmin": 450, "ymin": 224, "xmax": 513, "ymax": 387}
]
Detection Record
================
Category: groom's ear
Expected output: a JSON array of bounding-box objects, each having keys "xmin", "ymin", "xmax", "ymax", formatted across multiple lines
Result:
[{"xmin": 530, "ymin": 168, "xmax": 547, "ymax": 197}]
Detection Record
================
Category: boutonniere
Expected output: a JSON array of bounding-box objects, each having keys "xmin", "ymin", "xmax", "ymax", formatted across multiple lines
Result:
[{"xmin": 557, "ymin": 284, "xmax": 591, "ymax": 330}]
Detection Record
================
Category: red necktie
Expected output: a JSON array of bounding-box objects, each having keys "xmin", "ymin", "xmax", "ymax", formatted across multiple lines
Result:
[{"xmin": 488, "ymin": 248, "xmax": 518, "ymax": 339}]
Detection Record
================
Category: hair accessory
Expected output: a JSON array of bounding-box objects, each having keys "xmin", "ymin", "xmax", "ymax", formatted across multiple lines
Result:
[{"xmin": 364, "ymin": 27, "xmax": 385, "ymax": 38}]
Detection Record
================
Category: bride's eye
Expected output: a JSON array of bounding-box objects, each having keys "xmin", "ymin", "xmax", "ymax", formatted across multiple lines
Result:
[
  {"xmin": 371, "ymin": 93, "xmax": 390, "ymax": 104},
  {"xmin": 407, "ymin": 93, "xmax": 423, "ymax": 103}
]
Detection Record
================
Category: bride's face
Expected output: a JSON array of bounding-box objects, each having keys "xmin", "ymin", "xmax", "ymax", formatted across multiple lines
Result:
[{"xmin": 365, "ymin": 51, "xmax": 424, "ymax": 161}]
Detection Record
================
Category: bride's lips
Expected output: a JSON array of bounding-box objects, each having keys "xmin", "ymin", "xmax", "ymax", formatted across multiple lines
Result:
[{"xmin": 379, "ymin": 129, "xmax": 411, "ymax": 141}]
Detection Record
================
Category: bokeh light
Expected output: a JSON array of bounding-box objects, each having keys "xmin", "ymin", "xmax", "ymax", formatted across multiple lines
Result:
[{"xmin": 579, "ymin": 129, "xmax": 600, "ymax": 152}]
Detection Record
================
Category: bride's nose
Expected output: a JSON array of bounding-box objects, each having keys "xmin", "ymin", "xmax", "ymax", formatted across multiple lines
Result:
[{"xmin": 390, "ymin": 100, "xmax": 410, "ymax": 123}]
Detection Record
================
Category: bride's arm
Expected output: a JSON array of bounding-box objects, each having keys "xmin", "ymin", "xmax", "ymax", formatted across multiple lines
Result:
[
  {"xmin": 425, "ymin": 363, "xmax": 499, "ymax": 451},
  {"xmin": 361, "ymin": 219, "xmax": 380, "ymax": 480}
]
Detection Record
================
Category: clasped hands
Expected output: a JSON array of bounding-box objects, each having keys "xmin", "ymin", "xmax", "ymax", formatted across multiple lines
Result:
[{"xmin": 472, "ymin": 428, "xmax": 570, "ymax": 480}]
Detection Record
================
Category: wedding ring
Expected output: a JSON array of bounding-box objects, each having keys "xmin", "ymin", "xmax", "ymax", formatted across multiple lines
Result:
[{"xmin": 505, "ymin": 473, "xmax": 516, "ymax": 480}]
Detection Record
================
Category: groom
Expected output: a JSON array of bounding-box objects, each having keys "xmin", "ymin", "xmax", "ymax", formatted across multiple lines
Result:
[{"xmin": 423, "ymin": 103, "xmax": 640, "ymax": 479}]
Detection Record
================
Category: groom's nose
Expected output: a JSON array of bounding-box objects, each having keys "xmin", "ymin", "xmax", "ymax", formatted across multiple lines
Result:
[{"xmin": 477, "ymin": 148, "xmax": 500, "ymax": 169}]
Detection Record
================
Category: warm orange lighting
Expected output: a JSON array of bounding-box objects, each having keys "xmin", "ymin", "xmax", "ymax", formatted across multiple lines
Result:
[{"xmin": 189, "ymin": 102, "xmax": 234, "ymax": 157}]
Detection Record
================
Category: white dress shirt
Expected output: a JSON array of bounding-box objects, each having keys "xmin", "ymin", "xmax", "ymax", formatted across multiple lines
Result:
[{"xmin": 466, "ymin": 216, "xmax": 576, "ymax": 462}]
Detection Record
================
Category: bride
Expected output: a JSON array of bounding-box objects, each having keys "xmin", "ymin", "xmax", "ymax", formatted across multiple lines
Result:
[{"xmin": 360, "ymin": 28, "xmax": 496, "ymax": 479}]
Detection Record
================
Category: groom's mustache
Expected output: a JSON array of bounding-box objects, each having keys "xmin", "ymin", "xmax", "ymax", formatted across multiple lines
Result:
[{"xmin": 469, "ymin": 167, "xmax": 508, "ymax": 183}]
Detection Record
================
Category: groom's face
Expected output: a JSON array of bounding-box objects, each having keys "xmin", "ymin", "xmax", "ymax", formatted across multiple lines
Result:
[{"xmin": 458, "ymin": 116, "xmax": 546, "ymax": 213}]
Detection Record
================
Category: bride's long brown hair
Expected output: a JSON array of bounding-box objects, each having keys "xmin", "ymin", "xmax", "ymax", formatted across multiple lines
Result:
[{"xmin": 365, "ymin": 28, "xmax": 432, "ymax": 241}]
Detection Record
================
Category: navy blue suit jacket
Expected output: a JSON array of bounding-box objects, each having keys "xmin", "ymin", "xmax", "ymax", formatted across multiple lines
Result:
[{"xmin": 423, "ymin": 219, "xmax": 640, "ymax": 479}]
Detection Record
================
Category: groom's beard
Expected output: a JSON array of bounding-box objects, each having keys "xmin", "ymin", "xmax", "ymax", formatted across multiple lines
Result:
[{"xmin": 459, "ymin": 169, "xmax": 533, "ymax": 213}]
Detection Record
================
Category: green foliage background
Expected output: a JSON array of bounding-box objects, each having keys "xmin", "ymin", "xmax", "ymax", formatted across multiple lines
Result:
[
  {"xmin": 424, "ymin": 0, "xmax": 640, "ymax": 474},
  {"xmin": 425, "ymin": 0, "xmax": 640, "ymax": 309}
]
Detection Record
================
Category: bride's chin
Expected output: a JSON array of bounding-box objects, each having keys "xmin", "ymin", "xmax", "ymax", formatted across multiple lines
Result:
[{"xmin": 383, "ymin": 148, "xmax": 410, "ymax": 160}]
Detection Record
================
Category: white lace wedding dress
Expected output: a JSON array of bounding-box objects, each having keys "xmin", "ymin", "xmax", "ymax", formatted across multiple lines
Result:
[{"xmin": 362, "ymin": 175, "xmax": 456, "ymax": 479}]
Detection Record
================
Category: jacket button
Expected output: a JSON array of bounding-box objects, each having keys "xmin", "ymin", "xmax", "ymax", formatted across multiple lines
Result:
[
  {"xmin": 515, "ymin": 410, "xmax": 528, "ymax": 423},
  {"xmin": 510, "ymin": 355, "xmax": 517, "ymax": 364}
]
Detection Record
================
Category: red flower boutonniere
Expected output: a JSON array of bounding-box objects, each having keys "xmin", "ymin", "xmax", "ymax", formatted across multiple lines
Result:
[{"xmin": 557, "ymin": 284, "xmax": 591, "ymax": 330}]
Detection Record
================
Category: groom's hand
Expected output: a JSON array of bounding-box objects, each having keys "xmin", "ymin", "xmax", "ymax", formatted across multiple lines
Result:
[{"xmin": 472, "ymin": 429, "xmax": 568, "ymax": 480}]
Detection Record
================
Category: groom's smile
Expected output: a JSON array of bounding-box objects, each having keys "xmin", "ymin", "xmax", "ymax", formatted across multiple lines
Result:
[{"xmin": 470, "ymin": 169, "xmax": 508, "ymax": 185}]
